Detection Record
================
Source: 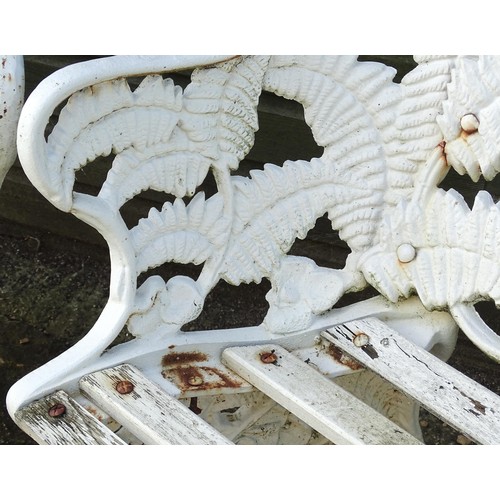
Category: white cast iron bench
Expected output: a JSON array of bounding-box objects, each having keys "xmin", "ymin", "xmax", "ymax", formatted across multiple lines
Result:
[{"xmin": 5, "ymin": 55, "xmax": 500, "ymax": 445}]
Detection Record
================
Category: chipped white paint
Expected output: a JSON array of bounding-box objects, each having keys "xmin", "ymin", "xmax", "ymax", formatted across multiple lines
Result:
[
  {"xmin": 323, "ymin": 318, "xmax": 500, "ymax": 444},
  {"xmin": 222, "ymin": 344, "xmax": 421, "ymax": 445},
  {"xmin": 14, "ymin": 390, "xmax": 126, "ymax": 445},
  {"xmin": 80, "ymin": 364, "xmax": 232, "ymax": 444},
  {"xmin": 7, "ymin": 55, "xmax": 500, "ymax": 444}
]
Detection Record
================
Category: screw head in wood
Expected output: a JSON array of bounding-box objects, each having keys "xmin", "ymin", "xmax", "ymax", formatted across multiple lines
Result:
[
  {"xmin": 115, "ymin": 380, "xmax": 135, "ymax": 394},
  {"xmin": 187, "ymin": 375, "xmax": 204, "ymax": 386},
  {"xmin": 353, "ymin": 332, "xmax": 370, "ymax": 347},
  {"xmin": 260, "ymin": 351, "xmax": 278, "ymax": 364},
  {"xmin": 48, "ymin": 403, "xmax": 66, "ymax": 418}
]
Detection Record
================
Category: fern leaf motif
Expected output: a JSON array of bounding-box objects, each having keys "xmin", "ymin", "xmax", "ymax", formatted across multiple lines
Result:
[
  {"xmin": 221, "ymin": 158, "xmax": 378, "ymax": 285},
  {"xmin": 130, "ymin": 192, "xmax": 228, "ymax": 275},
  {"xmin": 180, "ymin": 56, "xmax": 270, "ymax": 171},
  {"xmin": 387, "ymin": 55, "xmax": 457, "ymax": 204},
  {"xmin": 438, "ymin": 56, "xmax": 500, "ymax": 181},
  {"xmin": 48, "ymin": 75, "xmax": 183, "ymax": 204},
  {"xmin": 99, "ymin": 138, "xmax": 212, "ymax": 209},
  {"xmin": 262, "ymin": 55, "xmax": 402, "ymax": 249},
  {"xmin": 359, "ymin": 180, "xmax": 500, "ymax": 310}
]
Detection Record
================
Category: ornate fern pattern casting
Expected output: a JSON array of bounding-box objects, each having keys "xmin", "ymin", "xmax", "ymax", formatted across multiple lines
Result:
[{"xmin": 17, "ymin": 55, "xmax": 500, "ymax": 361}]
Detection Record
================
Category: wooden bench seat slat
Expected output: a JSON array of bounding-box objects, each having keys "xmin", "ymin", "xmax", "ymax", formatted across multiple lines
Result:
[
  {"xmin": 222, "ymin": 344, "xmax": 422, "ymax": 445},
  {"xmin": 14, "ymin": 390, "xmax": 126, "ymax": 445},
  {"xmin": 79, "ymin": 364, "xmax": 233, "ymax": 445},
  {"xmin": 322, "ymin": 318, "xmax": 500, "ymax": 445}
]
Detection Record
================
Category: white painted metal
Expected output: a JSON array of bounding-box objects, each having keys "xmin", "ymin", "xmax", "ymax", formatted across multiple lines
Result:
[
  {"xmin": 7, "ymin": 55, "xmax": 500, "ymax": 445},
  {"xmin": 80, "ymin": 364, "xmax": 232, "ymax": 445},
  {"xmin": 0, "ymin": 55, "xmax": 24, "ymax": 187},
  {"xmin": 222, "ymin": 344, "xmax": 421, "ymax": 445},
  {"xmin": 322, "ymin": 318, "xmax": 500, "ymax": 444},
  {"xmin": 14, "ymin": 390, "xmax": 126, "ymax": 445}
]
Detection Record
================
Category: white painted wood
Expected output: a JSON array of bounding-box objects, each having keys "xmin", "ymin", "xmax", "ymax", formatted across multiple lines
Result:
[
  {"xmin": 80, "ymin": 364, "xmax": 233, "ymax": 445},
  {"xmin": 222, "ymin": 344, "xmax": 421, "ymax": 445},
  {"xmin": 322, "ymin": 318, "xmax": 500, "ymax": 444},
  {"xmin": 14, "ymin": 390, "xmax": 126, "ymax": 445}
]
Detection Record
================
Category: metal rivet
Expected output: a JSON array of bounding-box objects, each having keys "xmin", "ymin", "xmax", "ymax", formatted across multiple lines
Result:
[
  {"xmin": 48, "ymin": 403, "xmax": 66, "ymax": 418},
  {"xmin": 187, "ymin": 375, "xmax": 204, "ymax": 386},
  {"xmin": 397, "ymin": 243, "xmax": 416, "ymax": 263},
  {"xmin": 115, "ymin": 380, "xmax": 135, "ymax": 394},
  {"xmin": 260, "ymin": 351, "xmax": 278, "ymax": 364},
  {"xmin": 353, "ymin": 333, "xmax": 370, "ymax": 347},
  {"xmin": 380, "ymin": 338, "xmax": 390, "ymax": 347},
  {"xmin": 460, "ymin": 113, "xmax": 480, "ymax": 133}
]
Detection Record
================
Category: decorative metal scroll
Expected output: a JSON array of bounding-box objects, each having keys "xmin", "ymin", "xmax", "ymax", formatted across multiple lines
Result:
[
  {"xmin": 8, "ymin": 55, "xmax": 500, "ymax": 416},
  {"xmin": 15, "ymin": 55, "xmax": 500, "ymax": 356}
]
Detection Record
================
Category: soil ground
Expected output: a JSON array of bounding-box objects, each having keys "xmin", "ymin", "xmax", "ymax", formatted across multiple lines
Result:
[{"xmin": 2, "ymin": 219, "xmax": 500, "ymax": 445}]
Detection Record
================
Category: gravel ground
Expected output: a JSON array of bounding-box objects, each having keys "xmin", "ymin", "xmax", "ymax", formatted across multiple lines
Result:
[{"xmin": 1, "ymin": 221, "xmax": 500, "ymax": 445}]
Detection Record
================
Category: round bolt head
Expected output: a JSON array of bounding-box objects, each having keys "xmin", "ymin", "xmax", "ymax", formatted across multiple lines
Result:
[
  {"xmin": 260, "ymin": 351, "xmax": 278, "ymax": 364},
  {"xmin": 48, "ymin": 403, "xmax": 66, "ymax": 418},
  {"xmin": 115, "ymin": 380, "xmax": 135, "ymax": 394},
  {"xmin": 460, "ymin": 113, "xmax": 480, "ymax": 133},
  {"xmin": 353, "ymin": 332, "xmax": 370, "ymax": 347},
  {"xmin": 397, "ymin": 243, "xmax": 416, "ymax": 263},
  {"xmin": 187, "ymin": 375, "xmax": 204, "ymax": 386}
]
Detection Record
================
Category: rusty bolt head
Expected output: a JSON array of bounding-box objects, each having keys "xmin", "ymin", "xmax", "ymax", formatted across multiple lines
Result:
[
  {"xmin": 48, "ymin": 403, "xmax": 66, "ymax": 418},
  {"xmin": 260, "ymin": 351, "xmax": 278, "ymax": 364},
  {"xmin": 187, "ymin": 375, "xmax": 204, "ymax": 386},
  {"xmin": 115, "ymin": 380, "xmax": 135, "ymax": 395},
  {"xmin": 353, "ymin": 332, "xmax": 370, "ymax": 348}
]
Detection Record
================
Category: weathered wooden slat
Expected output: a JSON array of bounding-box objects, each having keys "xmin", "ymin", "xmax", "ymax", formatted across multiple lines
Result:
[
  {"xmin": 222, "ymin": 344, "xmax": 421, "ymax": 445},
  {"xmin": 322, "ymin": 318, "xmax": 500, "ymax": 445},
  {"xmin": 14, "ymin": 390, "xmax": 126, "ymax": 445},
  {"xmin": 80, "ymin": 364, "xmax": 233, "ymax": 445}
]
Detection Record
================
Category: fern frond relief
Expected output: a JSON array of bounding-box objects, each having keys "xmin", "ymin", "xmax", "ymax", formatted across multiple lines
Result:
[
  {"xmin": 359, "ymin": 187, "xmax": 500, "ymax": 310},
  {"xmin": 438, "ymin": 56, "xmax": 500, "ymax": 181},
  {"xmin": 220, "ymin": 158, "xmax": 383, "ymax": 285},
  {"xmin": 382, "ymin": 56, "xmax": 457, "ymax": 205},
  {"xmin": 264, "ymin": 55, "xmax": 409, "ymax": 230},
  {"xmin": 180, "ymin": 56, "xmax": 270, "ymax": 171},
  {"xmin": 99, "ymin": 138, "xmax": 212, "ymax": 209},
  {"xmin": 47, "ymin": 75, "xmax": 183, "ymax": 201},
  {"xmin": 130, "ymin": 192, "xmax": 228, "ymax": 275}
]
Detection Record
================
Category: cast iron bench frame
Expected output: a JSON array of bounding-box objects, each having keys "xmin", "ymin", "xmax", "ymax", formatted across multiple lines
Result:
[{"xmin": 4, "ymin": 55, "xmax": 500, "ymax": 445}]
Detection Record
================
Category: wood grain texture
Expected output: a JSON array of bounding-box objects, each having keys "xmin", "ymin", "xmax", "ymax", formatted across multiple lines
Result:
[
  {"xmin": 222, "ymin": 344, "xmax": 421, "ymax": 445},
  {"xmin": 14, "ymin": 390, "xmax": 126, "ymax": 445},
  {"xmin": 80, "ymin": 364, "xmax": 233, "ymax": 445},
  {"xmin": 322, "ymin": 318, "xmax": 500, "ymax": 444}
]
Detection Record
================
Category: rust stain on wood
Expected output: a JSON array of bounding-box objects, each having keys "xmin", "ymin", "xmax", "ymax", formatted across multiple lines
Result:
[
  {"xmin": 162, "ymin": 364, "xmax": 243, "ymax": 392},
  {"xmin": 327, "ymin": 344, "xmax": 364, "ymax": 371},
  {"xmin": 161, "ymin": 350, "xmax": 243, "ymax": 392}
]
